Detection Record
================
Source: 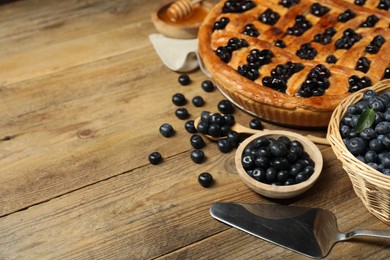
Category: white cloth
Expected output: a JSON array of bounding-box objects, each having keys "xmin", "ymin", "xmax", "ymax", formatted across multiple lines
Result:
[{"xmin": 149, "ymin": 34, "xmax": 199, "ymax": 72}]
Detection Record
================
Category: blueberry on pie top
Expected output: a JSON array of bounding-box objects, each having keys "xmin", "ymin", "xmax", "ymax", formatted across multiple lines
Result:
[{"xmin": 198, "ymin": 0, "xmax": 389, "ymax": 127}]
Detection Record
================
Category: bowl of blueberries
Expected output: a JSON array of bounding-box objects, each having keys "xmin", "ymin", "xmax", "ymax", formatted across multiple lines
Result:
[
  {"xmin": 235, "ymin": 130, "xmax": 323, "ymax": 199},
  {"xmin": 327, "ymin": 79, "xmax": 390, "ymax": 224}
]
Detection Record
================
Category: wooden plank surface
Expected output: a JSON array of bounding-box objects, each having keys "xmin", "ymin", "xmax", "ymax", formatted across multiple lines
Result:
[{"xmin": 0, "ymin": 0, "xmax": 389, "ymax": 259}]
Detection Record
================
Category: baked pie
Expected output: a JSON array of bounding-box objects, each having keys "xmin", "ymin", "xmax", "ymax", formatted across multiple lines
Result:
[{"xmin": 198, "ymin": 0, "xmax": 389, "ymax": 127}]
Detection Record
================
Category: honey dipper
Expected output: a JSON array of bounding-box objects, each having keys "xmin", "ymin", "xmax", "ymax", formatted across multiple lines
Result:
[{"xmin": 167, "ymin": 0, "xmax": 203, "ymax": 21}]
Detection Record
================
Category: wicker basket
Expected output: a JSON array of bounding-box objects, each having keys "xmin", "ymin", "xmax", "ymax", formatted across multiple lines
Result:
[{"xmin": 327, "ymin": 79, "xmax": 390, "ymax": 225}]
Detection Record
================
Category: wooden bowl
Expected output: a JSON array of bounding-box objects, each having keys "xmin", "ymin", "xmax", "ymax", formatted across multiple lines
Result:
[
  {"xmin": 235, "ymin": 130, "xmax": 323, "ymax": 199},
  {"xmin": 151, "ymin": 1, "xmax": 213, "ymax": 39}
]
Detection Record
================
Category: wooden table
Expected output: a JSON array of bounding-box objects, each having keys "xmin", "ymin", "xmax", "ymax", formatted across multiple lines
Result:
[{"xmin": 0, "ymin": 0, "xmax": 388, "ymax": 259}]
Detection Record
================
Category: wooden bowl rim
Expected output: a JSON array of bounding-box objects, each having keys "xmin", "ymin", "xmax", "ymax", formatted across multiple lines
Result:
[
  {"xmin": 235, "ymin": 130, "xmax": 323, "ymax": 199},
  {"xmin": 151, "ymin": 1, "xmax": 213, "ymax": 29}
]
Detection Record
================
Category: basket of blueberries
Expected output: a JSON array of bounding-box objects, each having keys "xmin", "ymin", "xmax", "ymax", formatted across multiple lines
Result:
[{"xmin": 327, "ymin": 79, "xmax": 390, "ymax": 225}]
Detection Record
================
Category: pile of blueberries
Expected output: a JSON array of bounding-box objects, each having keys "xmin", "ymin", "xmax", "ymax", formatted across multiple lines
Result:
[
  {"xmin": 365, "ymin": 35, "xmax": 386, "ymax": 54},
  {"xmin": 212, "ymin": 17, "xmax": 230, "ymax": 31},
  {"xmin": 278, "ymin": 0, "xmax": 300, "ymax": 8},
  {"xmin": 215, "ymin": 37, "xmax": 248, "ymax": 63},
  {"xmin": 298, "ymin": 64, "xmax": 331, "ymax": 97},
  {"xmin": 337, "ymin": 9, "xmax": 356, "ymax": 23},
  {"xmin": 222, "ymin": 0, "xmax": 256, "ymax": 13},
  {"xmin": 262, "ymin": 62, "xmax": 304, "ymax": 93},
  {"xmin": 286, "ymin": 15, "xmax": 312, "ymax": 37},
  {"xmin": 353, "ymin": 0, "xmax": 389, "ymax": 10},
  {"xmin": 340, "ymin": 89, "xmax": 390, "ymax": 175},
  {"xmin": 310, "ymin": 3, "xmax": 330, "ymax": 17},
  {"xmin": 243, "ymin": 24, "xmax": 260, "ymax": 37},
  {"xmin": 313, "ymin": 28, "xmax": 337, "ymax": 45},
  {"xmin": 238, "ymin": 49, "xmax": 274, "ymax": 81},
  {"xmin": 359, "ymin": 15, "xmax": 379, "ymax": 28},
  {"xmin": 355, "ymin": 57, "xmax": 371, "ymax": 73},
  {"xmin": 258, "ymin": 8, "xmax": 280, "ymax": 26},
  {"xmin": 241, "ymin": 135, "xmax": 315, "ymax": 185},
  {"xmin": 335, "ymin": 28, "xmax": 362, "ymax": 50},
  {"xmin": 296, "ymin": 43, "xmax": 318, "ymax": 60},
  {"xmin": 348, "ymin": 75, "xmax": 372, "ymax": 93}
]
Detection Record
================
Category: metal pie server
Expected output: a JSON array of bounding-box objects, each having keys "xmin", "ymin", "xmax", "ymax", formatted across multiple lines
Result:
[{"xmin": 210, "ymin": 202, "xmax": 390, "ymax": 258}]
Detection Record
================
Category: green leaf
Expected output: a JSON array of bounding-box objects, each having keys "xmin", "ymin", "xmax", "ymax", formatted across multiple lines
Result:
[{"xmin": 355, "ymin": 108, "xmax": 376, "ymax": 133}]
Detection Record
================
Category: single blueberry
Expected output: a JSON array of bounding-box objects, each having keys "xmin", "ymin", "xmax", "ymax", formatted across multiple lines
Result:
[
  {"xmin": 269, "ymin": 141, "xmax": 288, "ymax": 157},
  {"xmin": 191, "ymin": 149, "xmax": 205, "ymax": 164},
  {"xmin": 249, "ymin": 118, "xmax": 264, "ymax": 130},
  {"xmin": 178, "ymin": 74, "xmax": 191, "ymax": 85},
  {"xmin": 190, "ymin": 134, "xmax": 205, "ymax": 149},
  {"xmin": 149, "ymin": 152, "xmax": 162, "ymax": 165},
  {"xmin": 218, "ymin": 99, "xmax": 234, "ymax": 114},
  {"xmin": 184, "ymin": 120, "xmax": 197, "ymax": 133},
  {"xmin": 198, "ymin": 172, "xmax": 213, "ymax": 187},
  {"xmin": 227, "ymin": 131, "xmax": 240, "ymax": 148},
  {"xmin": 217, "ymin": 139, "xmax": 233, "ymax": 153},
  {"xmin": 159, "ymin": 123, "xmax": 175, "ymax": 137},
  {"xmin": 242, "ymin": 154, "xmax": 255, "ymax": 169},
  {"xmin": 369, "ymin": 138, "xmax": 386, "ymax": 153},
  {"xmin": 345, "ymin": 137, "xmax": 367, "ymax": 155},
  {"xmin": 375, "ymin": 121, "xmax": 390, "ymax": 135}
]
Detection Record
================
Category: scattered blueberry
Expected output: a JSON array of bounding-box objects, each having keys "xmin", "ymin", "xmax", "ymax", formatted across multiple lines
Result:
[
  {"xmin": 226, "ymin": 131, "xmax": 240, "ymax": 148},
  {"xmin": 149, "ymin": 152, "xmax": 162, "ymax": 165},
  {"xmin": 249, "ymin": 118, "xmax": 264, "ymax": 130},
  {"xmin": 192, "ymin": 96, "xmax": 205, "ymax": 107},
  {"xmin": 184, "ymin": 120, "xmax": 197, "ymax": 133},
  {"xmin": 178, "ymin": 74, "xmax": 191, "ymax": 85},
  {"xmin": 159, "ymin": 123, "xmax": 175, "ymax": 137},
  {"xmin": 218, "ymin": 99, "xmax": 234, "ymax": 114},
  {"xmin": 190, "ymin": 134, "xmax": 206, "ymax": 149},
  {"xmin": 201, "ymin": 80, "xmax": 215, "ymax": 92},
  {"xmin": 172, "ymin": 93, "xmax": 186, "ymax": 106},
  {"xmin": 175, "ymin": 108, "xmax": 190, "ymax": 120},
  {"xmin": 217, "ymin": 139, "xmax": 233, "ymax": 153},
  {"xmin": 191, "ymin": 149, "xmax": 205, "ymax": 164},
  {"xmin": 198, "ymin": 172, "xmax": 213, "ymax": 187}
]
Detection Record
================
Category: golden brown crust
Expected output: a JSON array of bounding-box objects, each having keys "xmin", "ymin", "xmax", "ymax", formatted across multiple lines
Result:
[{"xmin": 198, "ymin": 0, "xmax": 389, "ymax": 127}]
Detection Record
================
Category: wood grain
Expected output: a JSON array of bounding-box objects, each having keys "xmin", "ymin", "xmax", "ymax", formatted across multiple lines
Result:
[{"xmin": 0, "ymin": 0, "xmax": 388, "ymax": 259}]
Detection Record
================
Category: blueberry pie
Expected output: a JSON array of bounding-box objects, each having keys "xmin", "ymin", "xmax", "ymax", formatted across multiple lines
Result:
[{"xmin": 198, "ymin": 0, "xmax": 389, "ymax": 127}]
